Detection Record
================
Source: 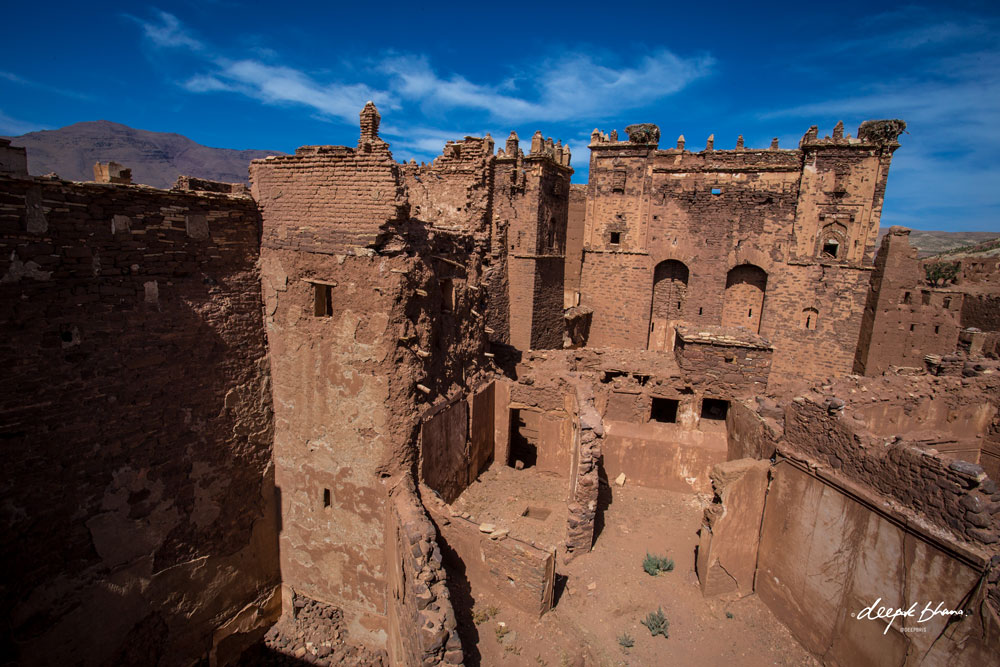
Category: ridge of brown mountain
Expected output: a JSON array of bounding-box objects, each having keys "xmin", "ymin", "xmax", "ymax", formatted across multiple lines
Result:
[
  {"xmin": 877, "ymin": 228, "xmax": 1000, "ymax": 257},
  {"xmin": 2, "ymin": 120, "xmax": 283, "ymax": 189}
]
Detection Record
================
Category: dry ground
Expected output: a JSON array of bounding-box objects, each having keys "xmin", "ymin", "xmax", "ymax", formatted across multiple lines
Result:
[{"xmin": 449, "ymin": 464, "xmax": 818, "ymax": 667}]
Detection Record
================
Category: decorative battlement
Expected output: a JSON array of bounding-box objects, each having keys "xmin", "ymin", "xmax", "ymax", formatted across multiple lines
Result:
[{"xmin": 497, "ymin": 130, "xmax": 571, "ymax": 168}]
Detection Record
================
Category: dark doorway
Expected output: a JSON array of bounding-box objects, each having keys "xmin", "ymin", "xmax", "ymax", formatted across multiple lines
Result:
[
  {"xmin": 650, "ymin": 397, "xmax": 679, "ymax": 423},
  {"xmin": 508, "ymin": 408, "xmax": 537, "ymax": 469},
  {"xmin": 701, "ymin": 398, "xmax": 729, "ymax": 421}
]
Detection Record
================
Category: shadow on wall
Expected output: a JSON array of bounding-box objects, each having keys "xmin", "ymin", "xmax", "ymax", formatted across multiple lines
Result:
[
  {"xmin": 438, "ymin": 532, "xmax": 482, "ymax": 667},
  {"xmin": 593, "ymin": 457, "xmax": 613, "ymax": 546}
]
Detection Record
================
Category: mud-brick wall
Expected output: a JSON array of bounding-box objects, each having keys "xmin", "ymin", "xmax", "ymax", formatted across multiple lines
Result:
[
  {"xmin": 763, "ymin": 262, "xmax": 874, "ymax": 383},
  {"xmin": 963, "ymin": 294, "xmax": 1000, "ymax": 332},
  {"xmin": 674, "ymin": 338, "xmax": 772, "ymax": 397},
  {"xmin": 784, "ymin": 398, "xmax": 1000, "ymax": 547},
  {"xmin": 578, "ymin": 250, "xmax": 650, "ymax": 348},
  {"xmin": 385, "ymin": 477, "xmax": 463, "ymax": 666},
  {"xmin": 0, "ymin": 177, "xmax": 278, "ymax": 666}
]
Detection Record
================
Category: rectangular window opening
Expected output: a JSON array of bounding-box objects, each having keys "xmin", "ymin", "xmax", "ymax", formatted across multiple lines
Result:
[
  {"xmin": 650, "ymin": 397, "xmax": 679, "ymax": 423},
  {"xmin": 902, "ymin": 291, "xmax": 911, "ymax": 305},
  {"xmin": 440, "ymin": 278, "xmax": 454, "ymax": 312},
  {"xmin": 910, "ymin": 324, "xmax": 916, "ymax": 332},
  {"xmin": 701, "ymin": 398, "xmax": 729, "ymax": 421},
  {"xmin": 314, "ymin": 284, "xmax": 333, "ymax": 317},
  {"xmin": 822, "ymin": 241, "xmax": 839, "ymax": 257},
  {"xmin": 944, "ymin": 297, "xmax": 952, "ymax": 309},
  {"xmin": 934, "ymin": 325, "xmax": 940, "ymax": 334},
  {"xmin": 322, "ymin": 488, "xmax": 331, "ymax": 508},
  {"xmin": 711, "ymin": 187, "xmax": 722, "ymax": 195},
  {"xmin": 610, "ymin": 231, "xmax": 621, "ymax": 245}
]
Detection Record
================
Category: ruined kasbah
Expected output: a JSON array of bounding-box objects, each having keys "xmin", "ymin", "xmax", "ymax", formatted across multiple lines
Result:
[{"xmin": 2, "ymin": 97, "xmax": 1000, "ymax": 667}]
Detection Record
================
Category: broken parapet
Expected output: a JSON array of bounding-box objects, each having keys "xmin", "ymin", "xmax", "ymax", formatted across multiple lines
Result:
[
  {"xmin": 387, "ymin": 476, "xmax": 463, "ymax": 666},
  {"xmin": 523, "ymin": 130, "xmax": 571, "ymax": 167},
  {"xmin": 800, "ymin": 119, "xmax": 906, "ymax": 148},
  {"xmin": 93, "ymin": 160, "xmax": 132, "ymax": 184},
  {"xmin": 0, "ymin": 138, "xmax": 28, "ymax": 177},
  {"xmin": 174, "ymin": 174, "xmax": 250, "ymax": 196},
  {"xmin": 565, "ymin": 382, "xmax": 604, "ymax": 559},
  {"xmin": 696, "ymin": 458, "xmax": 770, "ymax": 597}
]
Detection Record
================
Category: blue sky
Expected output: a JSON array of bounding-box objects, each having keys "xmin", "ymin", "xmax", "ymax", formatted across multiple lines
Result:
[{"xmin": 2, "ymin": 1, "xmax": 998, "ymax": 231}]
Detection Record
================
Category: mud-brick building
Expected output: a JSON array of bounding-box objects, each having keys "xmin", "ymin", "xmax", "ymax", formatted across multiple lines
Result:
[{"xmin": 572, "ymin": 120, "xmax": 906, "ymax": 384}]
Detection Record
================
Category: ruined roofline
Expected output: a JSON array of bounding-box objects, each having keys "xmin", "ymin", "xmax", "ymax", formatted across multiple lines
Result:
[{"xmin": 589, "ymin": 118, "xmax": 906, "ymax": 152}]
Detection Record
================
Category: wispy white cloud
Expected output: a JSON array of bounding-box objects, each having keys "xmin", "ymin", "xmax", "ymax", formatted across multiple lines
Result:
[
  {"xmin": 381, "ymin": 50, "xmax": 713, "ymax": 123},
  {"xmin": 0, "ymin": 110, "xmax": 49, "ymax": 135},
  {"xmin": 129, "ymin": 9, "xmax": 205, "ymax": 51},
  {"xmin": 133, "ymin": 11, "xmax": 711, "ymax": 128}
]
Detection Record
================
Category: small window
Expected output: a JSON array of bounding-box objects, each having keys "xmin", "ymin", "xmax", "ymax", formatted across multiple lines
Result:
[
  {"xmin": 314, "ymin": 284, "xmax": 333, "ymax": 317},
  {"xmin": 934, "ymin": 325, "xmax": 940, "ymax": 334},
  {"xmin": 610, "ymin": 231, "xmax": 621, "ymax": 245},
  {"xmin": 803, "ymin": 307, "xmax": 819, "ymax": 330},
  {"xmin": 440, "ymin": 278, "xmax": 454, "ymax": 312},
  {"xmin": 650, "ymin": 398, "xmax": 679, "ymax": 423},
  {"xmin": 943, "ymin": 297, "xmax": 952, "ymax": 309},
  {"xmin": 701, "ymin": 398, "xmax": 729, "ymax": 421},
  {"xmin": 711, "ymin": 187, "xmax": 722, "ymax": 195},
  {"xmin": 323, "ymin": 488, "xmax": 331, "ymax": 508},
  {"xmin": 698, "ymin": 307, "xmax": 703, "ymax": 315},
  {"xmin": 909, "ymin": 324, "xmax": 916, "ymax": 332},
  {"xmin": 902, "ymin": 291, "xmax": 911, "ymax": 305},
  {"xmin": 822, "ymin": 239, "xmax": 840, "ymax": 257}
]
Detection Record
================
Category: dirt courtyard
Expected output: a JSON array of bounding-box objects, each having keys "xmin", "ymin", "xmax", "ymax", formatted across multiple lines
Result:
[{"xmin": 447, "ymin": 465, "xmax": 818, "ymax": 666}]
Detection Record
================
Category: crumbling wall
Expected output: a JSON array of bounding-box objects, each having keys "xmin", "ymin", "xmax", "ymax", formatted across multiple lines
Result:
[
  {"xmin": 423, "ymin": 495, "xmax": 556, "ymax": 618},
  {"xmin": 385, "ymin": 477, "xmax": 463, "ymax": 666},
  {"xmin": 673, "ymin": 325, "xmax": 772, "ymax": 396},
  {"xmin": 0, "ymin": 175, "xmax": 278, "ymax": 666},
  {"xmin": 783, "ymin": 391, "xmax": 1000, "ymax": 547},
  {"xmin": 252, "ymin": 105, "xmax": 492, "ymax": 649},
  {"xmin": 565, "ymin": 384, "xmax": 603, "ymax": 558},
  {"xmin": 855, "ymin": 227, "xmax": 964, "ymax": 374},
  {"xmin": 697, "ymin": 459, "xmax": 769, "ymax": 597}
]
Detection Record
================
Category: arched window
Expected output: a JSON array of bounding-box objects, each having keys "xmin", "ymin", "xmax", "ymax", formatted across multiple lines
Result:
[
  {"xmin": 723, "ymin": 264, "xmax": 767, "ymax": 333},
  {"xmin": 802, "ymin": 307, "xmax": 818, "ymax": 330}
]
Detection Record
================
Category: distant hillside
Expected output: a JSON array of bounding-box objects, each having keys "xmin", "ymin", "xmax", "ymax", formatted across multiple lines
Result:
[
  {"xmin": 3, "ymin": 121, "xmax": 282, "ymax": 189},
  {"xmin": 877, "ymin": 228, "xmax": 1000, "ymax": 258}
]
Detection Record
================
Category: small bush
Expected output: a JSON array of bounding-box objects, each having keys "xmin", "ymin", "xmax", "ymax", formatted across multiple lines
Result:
[
  {"xmin": 473, "ymin": 604, "xmax": 499, "ymax": 625},
  {"xmin": 643, "ymin": 552, "xmax": 675, "ymax": 576},
  {"xmin": 495, "ymin": 624, "xmax": 510, "ymax": 642},
  {"xmin": 618, "ymin": 632, "xmax": 635, "ymax": 650},
  {"xmin": 642, "ymin": 608, "xmax": 669, "ymax": 638},
  {"xmin": 726, "ymin": 611, "xmax": 734, "ymax": 619}
]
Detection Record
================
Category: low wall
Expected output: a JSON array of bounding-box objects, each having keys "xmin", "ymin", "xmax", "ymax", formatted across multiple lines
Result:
[
  {"xmin": 726, "ymin": 400, "xmax": 779, "ymax": 460},
  {"xmin": 757, "ymin": 460, "xmax": 998, "ymax": 666},
  {"xmin": 602, "ymin": 421, "xmax": 728, "ymax": 493},
  {"xmin": 784, "ymin": 398, "xmax": 1000, "ymax": 547},
  {"xmin": 386, "ymin": 478, "xmax": 463, "ymax": 666},
  {"xmin": 424, "ymin": 496, "xmax": 555, "ymax": 618}
]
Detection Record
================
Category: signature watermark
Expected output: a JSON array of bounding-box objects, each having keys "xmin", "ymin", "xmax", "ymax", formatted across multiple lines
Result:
[{"xmin": 852, "ymin": 598, "xmax": 967, "ymax": 635}]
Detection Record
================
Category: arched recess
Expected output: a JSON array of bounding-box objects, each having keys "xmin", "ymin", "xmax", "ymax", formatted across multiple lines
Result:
[
  {"xmin": 802, "ymin": 307, "xmax": 819, "ymax": 330},
  {"xmin": 722, "ymin": 264, "xmax": 767, "ymax": 333},
  {"xmin": 647, "ymin": 259, "xmax": 689, "ymax": 350},
  {"xmin": 818, "ymin": 221, "xmax": 848, "ymax": 260}
]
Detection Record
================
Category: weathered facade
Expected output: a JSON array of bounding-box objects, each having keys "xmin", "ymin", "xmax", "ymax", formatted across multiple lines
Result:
[
  {"xmin": 3, "ymin": 103, "xmax": 1000, "ymax": 667},
  {"xmin": 574, "ymin": 120, "xmax": 904, "ymax": 384}
]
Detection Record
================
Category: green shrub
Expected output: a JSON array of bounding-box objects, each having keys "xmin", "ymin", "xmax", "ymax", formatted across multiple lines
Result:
[
  {"xmin": 642, "ymin": 607, "xmax": 669, "ymax": 638},
  {"xmin": 643, "ymin": 552, "xmax": 675, "ymax": 576},
  {"xmin": 618, "ymin": 632, "xmax": 634, "ymax": 650}
]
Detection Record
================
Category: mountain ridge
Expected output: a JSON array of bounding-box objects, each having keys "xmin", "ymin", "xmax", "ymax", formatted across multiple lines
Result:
[{"xmin": 3, "ymin": 120, "xmax": 283, "ymax": 189}]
